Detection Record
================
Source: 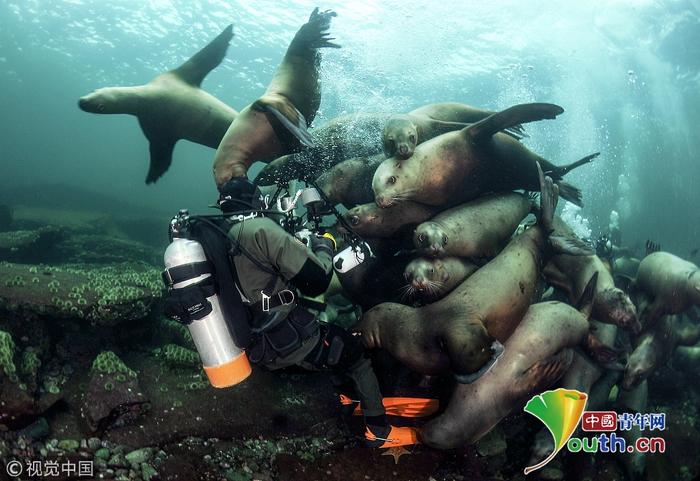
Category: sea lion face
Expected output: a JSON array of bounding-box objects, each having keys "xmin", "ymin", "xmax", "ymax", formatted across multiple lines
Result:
[
  {"xmin": 372, "ymin": 160, "xmax": 413, "ymax": 208},
  {"xmin": 383, "ymin": 116, "xmax": 418, "ymax": 159},
  {"xmin": 78, "ymin": 89, "xmax": 120, "ymax": 114},
  {"xmin": 344, "ymin": 204, "xmax": 378, "ymax": 231},
  {"xmin": 622, "ymin": 341, "xmax": 654, "ymax": 390},
  {"xmin": 404, "ymin": 258, "xmax": 449, "ymax": 300},
  {"xmin": 596, "ymin": 288, "xmax": 640, "ymax": 333},
  {"xmin": 414, "ymin": 223, "xmax": 448, "ymax": 257}
]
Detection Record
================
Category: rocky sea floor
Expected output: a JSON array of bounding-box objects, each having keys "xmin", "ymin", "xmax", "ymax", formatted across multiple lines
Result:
[{"xmin": 1, "ymin": 196, "xmax": 699, "ymax": 481}]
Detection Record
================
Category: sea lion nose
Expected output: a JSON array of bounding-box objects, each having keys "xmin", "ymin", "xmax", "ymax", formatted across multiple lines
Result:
[
  {"xmin": 375, "ymin": 195, "xmax": 388, "ymax": 208},
  {"xmin": 399, "ymin": 144, "xmax": 409, "ymax": 156},
  {"xmin": 413, "ymin": 277, "xmax": 425, "ymax": 290},
  {"xmin": 78, "ymin": 97, "xmax": 89, "ymax": 111}
]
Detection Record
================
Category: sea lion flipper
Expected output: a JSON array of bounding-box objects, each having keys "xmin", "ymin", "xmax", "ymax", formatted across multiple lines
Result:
[
  {"xmin": 577, "ymin": 272, "xmax": 599, "ymax": 317},
  {"xmin": 553, "ymin": 152, "xmax": 600, "ymax": 177},
  {"xmin": 287, "ymin": 8, "xmax": 340, "ymax": 58},
  {"xmin": 256, "ymin": 96, "xmax": 315, "ymax": 148},
  {"xmin": 466, "ymin": 103, "xmax": 564, "ymax": 144},
  {"xmin": 583, "ymin": 332, "xmax": 622, "ymax": 364},
  {"xmin": 514, "ymin": 350, "xmax": 573, "ymax": 399},
  {"xmin": 171, "ymin": 24, "xmax": 234, "ymax": 87},
  {"xmin": 453, "ymin": 341, "xmax": 504, "ymax": 384},
  {"xmin": 146, "ymin": 138, "xmax": 176, "ymax": 184},
  {"xmin": 536, "ymin": 162, "xmax": 558, "ymax": 233},
  {"xmin": 549, "ymin": 235, "xmax": 595, "ymax": 256},
  {"xmin": 555, "ymin": 181, "xmax": 583, "ymax": 207}
]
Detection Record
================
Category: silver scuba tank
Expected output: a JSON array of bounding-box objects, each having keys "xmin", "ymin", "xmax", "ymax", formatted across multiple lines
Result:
[{"xmin": 163, "ymin": 237, "xmax": 251, "ymax": 388}]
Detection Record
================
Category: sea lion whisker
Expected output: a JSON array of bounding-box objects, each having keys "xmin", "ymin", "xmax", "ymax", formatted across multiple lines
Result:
[{"xmin": 398, "ymin": 284, "xmax": 414, "ymax": 301}]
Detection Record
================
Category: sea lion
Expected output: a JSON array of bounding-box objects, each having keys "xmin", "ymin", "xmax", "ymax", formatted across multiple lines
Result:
[
  {"xmin": 343, "ymin": 201, "xmax": 440, "ymax": 239},
  {"xmin": 402, "ymin": 257, "xmax": 479, "ymax": 303},
  {"xmin": 213, "ymin": 9, "xmax": 338, "ymax": 186},
  {"xmin": 382, "ymin": 102, "xmax": 524, "ymax": 159},
  {"xmin": 612, "ymin": 254, "xmax": 640, "ymax": 292},
  {"xmin": 315, "ymin": 154, "xmax": 383, "ymax": 208},
  {"xmin": 421, "ymin": 277, "xmax": 597, "ymax": 449},
  {"xmin": 256, "ymin": 103, "xmax": 509, "ymax": 186},
  {"xmin": 336, "ymin": 250, "xmax": 412, "ymax": 310},
  {"xmin": 543, "ymin": 216, "xmax": 639, "ymax": 332},
  {"xmin": 254, "ymin": 113, "xmax": 389, "ymax": 185},
  {"xmin": 632, "ymin": 251, "xmax": 700, "ymax": 329},
  {"xmin": 413, "ymin": 192, "xmax": 531, "ymax": 258},
  {"xmin": 359, "ymin": 165, "xmax": 561, "ymax": 378},
  {"xmin": 530, "ymin": 319, "xmax": 621, "ymax": 466},
  {"xmin": 372, "ymin": 103, "xmax": 599, "ymax": 208},
  {"xmin": 622, "ymin": 313, "xmax": 700, "ymax": 390},
  {"xmin": 673, "ymin": 342, "xmax": 700, "ymax": 374},
  {"xmin": 79, "ymin": 25, "xmax": 237, "ymax": 184}
]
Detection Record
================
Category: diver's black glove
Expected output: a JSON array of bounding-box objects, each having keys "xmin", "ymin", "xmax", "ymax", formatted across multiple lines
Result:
[
  {"xmin": 216, "ymin": 177, "xmax": 263, "ymax": 214},
  {"xmin": 309, "ymin": 232, "xmax": 336, "ymax": 258}
]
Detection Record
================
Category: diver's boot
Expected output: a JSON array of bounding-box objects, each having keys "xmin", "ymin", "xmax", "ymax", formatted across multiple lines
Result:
[
  {"xmin": 364, "ymin": 424, "xmax": 420, "ymax": 448},
  {"xmin": 351, "ymin": 397, "xmax": 439, "ymax": 418}
]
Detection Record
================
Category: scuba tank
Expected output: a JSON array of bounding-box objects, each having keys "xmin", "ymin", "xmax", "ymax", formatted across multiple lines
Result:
[{"xmin": 162, "ymin": 211, "xmax": 252, "ymax": 388}]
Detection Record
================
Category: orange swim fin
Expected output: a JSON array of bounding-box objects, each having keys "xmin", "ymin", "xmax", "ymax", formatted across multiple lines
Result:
[
  {"xmin": 341, "ymin": 396, "xmax": 439, "ymax": 418},
  {"xmin": 365, "ymin": 425, "xmax": 420, "ymax": 448}
]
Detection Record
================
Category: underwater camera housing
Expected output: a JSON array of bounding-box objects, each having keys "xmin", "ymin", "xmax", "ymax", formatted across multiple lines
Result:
[{"xmin": 271, "ymin": 183, "xmax": 372, "ymax": 273}]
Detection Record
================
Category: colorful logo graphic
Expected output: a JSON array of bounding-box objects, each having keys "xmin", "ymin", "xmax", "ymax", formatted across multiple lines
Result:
[{"xmin": 523, "ymin": 388, "xmax": 588, "ymax": 475}]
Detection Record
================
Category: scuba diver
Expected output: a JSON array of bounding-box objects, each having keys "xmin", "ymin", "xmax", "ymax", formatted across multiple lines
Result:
[{"xmin": 206, "ymin": 176, "xmax": 421, "ymax": 448}]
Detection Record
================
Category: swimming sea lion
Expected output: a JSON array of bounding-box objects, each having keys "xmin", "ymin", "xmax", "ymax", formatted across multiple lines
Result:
[
  {"xmin": 622, "ymin": 313, "xmax": 700, "ymax": 390},
  {"xmin": 359, "ymin": 164, "xmax": 561, "ymax": 378},
  {"xmin": 315, "ymin": 154, "xmax": 383, "ymax": 208},
  {"xmin": 633, "ymin": 251, "xmax": 700, "ymax": 329},
  {"xmin": 413, "ymin": 192, "xmax": 531, "ymax": 258},
  {"xmin": 421, "ymin": 276, "xmax": 597, "ymax": 449},
  {"xmin": 213, "ymin": 9, "xmax": 339, "ymax": 186},
  {"xmin": 403, "ymin": 257, "xmax": 479, "ymax": 303},
  {"xmin": 543, "ymin": 216, "xmax": 639, "ymax": 332},
  {"xmin": 256, "ymin": 103, "xmax": 510, "ymax": 186},
  {"xmin": 343, "ymin": 201, "xmax": 440, "ymax": 238},
  {"xmin": 382, "ymin": 102, "xmax": 525, "ymax": 159},
  {"xmin": 79, "ymin": 25, "xmax": 238, "ymax": 183},
  {"xmin": 372, "ymin": 103, "xmax": 599, "ymax": 208}
]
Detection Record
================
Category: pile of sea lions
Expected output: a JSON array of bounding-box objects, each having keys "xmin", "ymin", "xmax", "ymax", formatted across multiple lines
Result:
[{"xmin": 79, "ymin": 9, "xmax": 700, "ymax": 473}]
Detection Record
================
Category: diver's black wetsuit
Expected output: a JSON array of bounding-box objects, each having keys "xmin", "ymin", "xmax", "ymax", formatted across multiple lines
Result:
[{"xmin": 228, "ymin": 216, "xmax": 385, "ymax": 420}]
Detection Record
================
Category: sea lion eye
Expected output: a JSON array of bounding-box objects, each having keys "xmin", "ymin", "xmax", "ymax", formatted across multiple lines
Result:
[
  {"xmin": 430, "ymin": 267, "xmax": 435, "ymax": 274},
  {"xmin": 409, "ymin": 134, "xmax": 416, "ymax": 143},
  {"xmin": 442, "ymin": 234, "xmax": 448, "ymax": 245},
  {"xmin": 349, "ymin": 215, "xmax": 360, "ymax": 226},
  {"xmin": 418, "ymin": 233, "xmax": 426, "ymax": 243},
  {"xmin": 388, "ymin": 176, "xmax": 396, "ymax": 185}
]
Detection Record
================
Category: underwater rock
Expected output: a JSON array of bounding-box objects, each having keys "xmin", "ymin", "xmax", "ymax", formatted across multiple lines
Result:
[
  {"xmin": 0, "ymin": 226, "xmax": 66, "ymax": 262},
  {"xmin": 53, "ymin": 233, "xmax": 162, "ymax": 265},
  {"xmin": 0, "ymin": 261, "xmax": 162, "ymax": 326},
  {"xmin": 156, "ymin": 344, "xmax": 200, "ymax": 369},
  {"xmin": 0, "ymin": 331, "xmax": 41, "ymax": 430},
  {"xmin": 82, "ymin": 351, "xmax": 149, "ymax": 432},
  {"xmin": 0, "ymin": 204, "xmax": 12, "ymax": 231}
]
